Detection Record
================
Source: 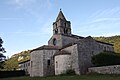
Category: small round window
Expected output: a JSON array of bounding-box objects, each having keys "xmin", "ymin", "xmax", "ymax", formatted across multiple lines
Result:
[{"xmin": 53, "ymin": 38, "xmax": 57, "ymax": 46}]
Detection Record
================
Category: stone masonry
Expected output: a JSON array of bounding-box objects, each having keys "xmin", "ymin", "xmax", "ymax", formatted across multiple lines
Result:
[
  {"xmin": 30, "ymin": 10, "xmax": 114, "ymax": 77},
  {"xmin": 88, "ymin": 65, "xmax": 120, "ymax": 74}
]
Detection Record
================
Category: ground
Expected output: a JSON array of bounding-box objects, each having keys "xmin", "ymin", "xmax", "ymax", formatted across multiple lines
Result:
[{"xmin": 1, "ymin": 74, "xmax": 120, "ymax": 80}]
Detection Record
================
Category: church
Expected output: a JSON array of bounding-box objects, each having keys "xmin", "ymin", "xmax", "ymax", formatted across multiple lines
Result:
[{"xmin": 30, "ymin": 10, "xmax": 114, "ymax": 77}]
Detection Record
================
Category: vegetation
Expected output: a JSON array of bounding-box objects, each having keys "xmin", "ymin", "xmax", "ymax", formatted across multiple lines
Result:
[
  {"xmin": 1, "ymin": 74, "xmax": 120, "ymax": 80},
  {"xmin": 0, "ymin": 37, "xmax": 6, "ymax": 70},
  {"xmin": 92, "ymin": 51, "xmax": 120, "ymax": 66},
  {"xmin": 60, "ymin": 69, "xmax": 75, "ymax": 76},
  {"xmin": 3, "ymin": 57, "xmax": 19, "ymax": 71},
  {"xmin": 3, "ymin": 50, "xmax": 31, "ymax": 70},
  {"xmin": 94, "ymin": 35, "xmax": 120, "ymax": 53}
]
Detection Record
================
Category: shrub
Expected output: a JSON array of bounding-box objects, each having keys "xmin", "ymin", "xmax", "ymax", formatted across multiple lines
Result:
[
  {"xmin": 92, "ymin": 51, "xmax": 120, "ymax": 66},
  {"xmin": 65, "ymin": 69, "xmax": 75, "ymax": 75},
  {"xmin": 60, "ymin": 69, "xmax": 75, "ymax": 76}
]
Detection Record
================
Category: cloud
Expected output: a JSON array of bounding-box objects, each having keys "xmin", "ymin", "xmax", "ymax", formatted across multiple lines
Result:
[
  {"xmin": 7, "ymin": 0, "xmax": 52, "ymax": 9},
  {"xmin": 7, "ymin": 0, "xmax": 36, "ymax": 8},
  {"xmin": 74, "ymin": 18, "xmax": 120, "ymax": 37},
  {"xmin": 85, "ymin": 18, "xmax": 120, "ymax": 25},
  {"xmin": 74, "ymin": 7, "xmax": 120, "ymax": 36},
  {"xmin": 89, "ymin": 7, "xmax": 120, "ymax": 19},
  {"xmin": 6, "ymin": 0, "xmax": 52, "ymax": 20},
  {"xmin": 0, "ymin": 17, "xmax": 23, "ymax": 20}
]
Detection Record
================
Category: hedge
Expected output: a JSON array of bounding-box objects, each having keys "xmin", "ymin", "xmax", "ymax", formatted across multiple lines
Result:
[
  {"xmin": 0, "ymin": 70, "xmax": 25, "ymax": 78},
  {"xmin": 92, "ymin": 51, "xmax": 120, "ymax": 66}
]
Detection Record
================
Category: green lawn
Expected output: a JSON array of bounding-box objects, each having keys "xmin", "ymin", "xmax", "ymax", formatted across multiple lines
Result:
[{"xmin": 1, "ymin": 74, "xmax": 120, "ymax": 80}]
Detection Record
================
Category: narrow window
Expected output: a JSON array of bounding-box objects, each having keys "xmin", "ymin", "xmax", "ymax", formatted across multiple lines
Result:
[
  {"xmin": 64, "ymin": 23, "xmax": 66, "ymax": 27},
  {"xmin": 56, "ymin": 23, "xmax": 57, "ymax": 27},
  {"xmin": 64, "ymin": 28, "xmax": 66, "ymax": 34},
  {"xmin": 28, "ymin": 62, "xmax": 30, "ymax": 66},
  {"xmin": 53, "ymin": 38, "xmax": 57, "ymax": 46},
  {"xmin": 31, "ymin": 61, "xmax": 33, "ymax": 67},
  {"xmin": 56, "ymin": 61, "xmax": 58, "ymax": 68},
  {"xmin": 47, "ymin": 59, "xmax": 50, "ymax": 66},
  {"xmin": 55, "ymin": 29, "xmax": 58, "ymax": 34},
  {"xmin": 64, "ymin": 28, "xmax": 68, "ymax": 34},
  {"xmin": 91, "ymin": 51, "xmax": 94, "ymax": 55},
  {"xmin": 104, "ymin": 47, "xmax": 107, "ymax": 51}
]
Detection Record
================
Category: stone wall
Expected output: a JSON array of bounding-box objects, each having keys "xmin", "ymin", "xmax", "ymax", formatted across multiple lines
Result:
[
  {"xmin": 30, "ymin": 49, "xmax": 58, "ymax": 77},
  {"xmin": 61, "ymin": 35, "xmax": 79, "ymax": 47},
  {"xmin": 48, "ymin": 34, "xmax": 62, "ymax": 47},
  {"xmin": 88, "ymin": 65, "xmax": 120, "ymax": 74},
  {"xmin": 55, "ymin": 54, "xmax": 71, "ymax": 75},
  {"xmin": 48, "ymin": 34, "xmax": 80, "ymax": 48},
  {"xmin": 43, "ymin": 50, "xmax": 58, "ymax": 76},
  {"xmin": 77, "ymin": 37, "xmax": 114, "ymax": 74},
  {"xmin": 19, "ymin": 60, "xmax": 30, "ymax": 75},
  {"xmin": 30, "ymin": 50, "xmax": 44, "ymax": 77},
  {"xmin": 63, "ymin": 44, "xmax": 80, "ymax": 75}
]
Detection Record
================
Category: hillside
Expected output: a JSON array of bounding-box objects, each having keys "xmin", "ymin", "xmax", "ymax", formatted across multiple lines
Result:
[
  {"xmin": 3, "ymin": 50, "xmax": 31, "ymax": 70},
  {"xmin": 3, "ymin": 35, "xmax": 120, "ymax": 70}
]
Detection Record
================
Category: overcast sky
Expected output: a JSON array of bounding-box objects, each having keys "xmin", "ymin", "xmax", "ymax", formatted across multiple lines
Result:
[{"xmin": 0, "ymin": 0, "xmax": 120, "ymax": 57}]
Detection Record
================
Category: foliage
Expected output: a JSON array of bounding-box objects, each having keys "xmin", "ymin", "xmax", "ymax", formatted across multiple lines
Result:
[
  {"xmin": 1, "ymin": 75, "xmax": 120, "ymax": 80},
  {"xmin": 92, "ymin": 51, "xmax": 120, "ymax": 66},
  {"xmin": 94, "ymin": 35, "xmax": 120, "ymax": 53},
  {"xmin": 0, "ymin": 37, "xmax": 6, "ymax": 70},
  {"xmin": 0, "ymin": 37, "xmax": 6, "ymax": 62},
  {"xmin": 3, "ymin": 50, "xmax": 30, "ymax": 70},
  {"xmin": 60, "ymin": 69, "xmax": 75, "ymax": 76},
  {"xmin": 3, "ymin": 57, "xmax": 19, "ymax": 71}
]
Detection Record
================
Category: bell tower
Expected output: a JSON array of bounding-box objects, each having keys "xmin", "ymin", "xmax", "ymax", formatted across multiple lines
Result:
[{"xmin": 53, "ymin": 9, "xmax": 71, "ymax": 35}]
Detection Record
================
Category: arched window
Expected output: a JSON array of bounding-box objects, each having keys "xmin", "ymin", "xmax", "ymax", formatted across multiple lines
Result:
[
  {"xmin": 56, "ymin": 23, "xmax": 57, "ymax": 27},
  {"xmin": 64, "ymin": 23, "xmax": 66, "ymax": 27},
  {"xmin": 64, "ymin": 28, "xmax": 68, "ymax": 34},
  {"xmin": 55, "ymin": 29, "xmax": 58, "ymax": 34},
  {"xmin": 53, "ymin": 38, "xmax": 57, "ymax": 46}
]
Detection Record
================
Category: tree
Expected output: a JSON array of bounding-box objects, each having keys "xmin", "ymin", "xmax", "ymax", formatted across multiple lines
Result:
[
  {"xmin": 4, "ymin": 57, "xmax": 18, "ymax": 71},
  {"xmin": 0, "ymin": 37, "xmax": 6, "ymax": 62},
  {"xmin": 0, "ymin": 37, "xmax": 6, "ymax": 69}
]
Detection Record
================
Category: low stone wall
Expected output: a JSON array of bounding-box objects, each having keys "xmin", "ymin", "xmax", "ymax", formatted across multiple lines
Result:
[{"xmin": 88, "ymin": 65, "xmax": 120, "ymax": 74}]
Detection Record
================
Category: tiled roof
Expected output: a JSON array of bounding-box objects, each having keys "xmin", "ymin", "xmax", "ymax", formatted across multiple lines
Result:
[
  {"xmin": 61, "ymin": 34, "xmax": 84, "ymax": 39},
  {"xmin": 31, "ymin": 45, "xmax": 60, "ymax": 52},
  {"xmin": 54, "ymin": 50, "xmax": 71, "ymax": 56},
  {"xmin": 96, "ymin": 40, "xmax": 113, "ymax": 46},
  {"xmin": 56, "ymin": 10, "xmax": 66, "ymax": 21},
  {"xmin": 61, "ymin": 42, "xmax": 77, "ymax": 49}
]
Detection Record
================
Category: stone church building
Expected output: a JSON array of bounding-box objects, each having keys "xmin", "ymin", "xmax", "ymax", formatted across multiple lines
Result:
[{"xmin": 30, "ymin": 10, "xmax": 114, "ymax": 77}]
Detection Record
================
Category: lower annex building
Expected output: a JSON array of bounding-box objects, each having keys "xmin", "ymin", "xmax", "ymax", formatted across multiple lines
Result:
[{"xmin": 26, "ymin": 10, "xmax": 114, "ymax": 77}]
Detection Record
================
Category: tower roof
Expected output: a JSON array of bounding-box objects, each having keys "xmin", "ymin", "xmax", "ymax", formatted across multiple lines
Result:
[{"xmin": 56, "ymin": 9, "xmax": 66, "ymax": 21}]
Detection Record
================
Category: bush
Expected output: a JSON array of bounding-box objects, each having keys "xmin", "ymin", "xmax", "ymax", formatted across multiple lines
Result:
[
  {"xmin": 60, "ymin": 69, "xmax": 75, "ymax": 76},
  {"xmin": 92, "ymin": 51, "xmax": 120, "ymax": 66}
]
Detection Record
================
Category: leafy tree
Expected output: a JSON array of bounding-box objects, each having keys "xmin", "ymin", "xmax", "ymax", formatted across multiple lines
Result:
[
  {"xmin": 92, "ymin": 51, "xmax": 120, "ymax": 66},
  {"xmin": 3, "ymin": 50, "xmax": 30, "ymax": 70},
  {"xmin": 4, "ymin": 57, "xmax": 18, "ymax": 71}
]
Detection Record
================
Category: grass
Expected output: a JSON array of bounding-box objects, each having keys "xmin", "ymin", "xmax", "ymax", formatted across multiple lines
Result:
[{"xmin": 1, "ymin": 74, "xmax": 120, "ymax": 80}]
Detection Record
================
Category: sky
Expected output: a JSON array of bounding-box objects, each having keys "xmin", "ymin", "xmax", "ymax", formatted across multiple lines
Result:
[{"xmin": 0, "ymin": 0, "xmax": 120, "ymax": 57}]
